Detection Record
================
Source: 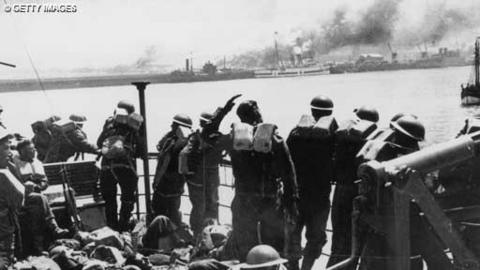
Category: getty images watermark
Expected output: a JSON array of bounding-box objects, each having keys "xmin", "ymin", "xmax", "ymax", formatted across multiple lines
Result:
[{"xmin": 3, "ymin": 3, "xmax": 77, "ymax": 13}]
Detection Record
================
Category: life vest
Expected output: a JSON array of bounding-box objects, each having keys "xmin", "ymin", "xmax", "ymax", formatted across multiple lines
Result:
[
  {"xmin": 336, "ymin": 118, "xmax": 377, "ymax": 143},
  {"xmin": 287, "ymin": 115, "xmax": 337, "ymax": 193},
  {"xmin": 289, "ymin": 114, "xmax": 337, "ymax": 141},
  {"xmin": 232, "ymin": 122, "xmax": 277, "ymax": 153},
  {"xmin": 335, "ymin": 118, "xmax": 377, "ymax": 185},
  {"xmin": 114, "ymin": 112, "xmax": 144, "ymax": 131}
]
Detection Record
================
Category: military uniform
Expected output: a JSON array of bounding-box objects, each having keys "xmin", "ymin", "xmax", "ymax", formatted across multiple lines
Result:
[
  {"xmin": 0, "ymin": 169, "xmax": 23, "ymax": 269},
  {"xmin": 286, "ymin": 114, "xmax": 337, "ymax": 270},
  {"xmin": 212, "ymin": 123, "xmax": 299, "ymax": 263},
  {"xmin": 97, "ymin": 117, "xmax": 143, "ymax": 231},
  {"xmin": 45, "ymin": 125, "xmax": 97, "ymax": 163},
  {"xmin": 327, "ymin": 118, "xmax": 377, "ymax": 269},
  {"xmin": 152, "ymin": 129, "xmax": 189, "ymax": 226},
  {"xmin": 180, "ymin": 129, "xmax": 224, "ymax": 235}
]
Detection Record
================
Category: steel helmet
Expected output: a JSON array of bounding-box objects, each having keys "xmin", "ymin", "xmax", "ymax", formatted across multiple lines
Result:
[
  {"xmin": 391, "ymin": 115, "xmax": 425, "ymax": 141},
  {"xmin": 240, "ymin": 245, "xmax": 287, "ymax": 269},
  {"xmin": 310, "ymin": 95, "xmax": 333, "ymax": 111},
  {"xmin": 354, "ymin": 105, "xmax": 379, "ymax": 122},
  {"xmin": 390, "ymin": 112, "xmax": 418, "ymax": 122},
  {"xmin": 117, "ymin": 100, "xmax": 135, "ymax": 114},
  {"xmin": 69, "ymin": 114, "xmax": 87, "ymax": 122},
  {"xmin": 173, "ymin": 114, "xmax": 193, "ymax": 128},
  {"xmin": 199, "ymin": 112, "xmax": 214, "ymax": 123}
]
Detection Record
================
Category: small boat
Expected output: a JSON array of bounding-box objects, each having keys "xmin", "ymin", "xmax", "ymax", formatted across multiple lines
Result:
[{"xmin": 461, "ymin": 38, "xmax": 480, "ymax": 106}]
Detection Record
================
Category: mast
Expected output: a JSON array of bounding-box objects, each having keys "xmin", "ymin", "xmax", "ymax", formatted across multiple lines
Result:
[
  {"xmin": 475, "ymin": 37, "xmax": 479, "ymax": 86},
  {"xmin": 274, "ymin": 31, "xmax": 280, "ymax": 69}
]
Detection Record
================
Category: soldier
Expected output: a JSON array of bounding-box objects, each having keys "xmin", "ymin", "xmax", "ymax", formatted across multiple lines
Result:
[
  {"xmin": 286, "ymin": 95, "xmax": 338, "ymax": 270},
  {"xmin": 0, "ymin": 130, "xmax": 22, "ymax": 269},
  {"xmin": 327, "ymin": 106, "xmax": 379, "ymax": 269},
  {"xmin": 152, "ymin": 114, "xmax": 193, "ymax": 226},
  {"xmin": 356, "ymin": 115, "xmax": 452, "ymax": 270},
  {"xmin": 0, "ymin": 131, "xmax": 68, "ymax": 266},
  {"xmin": 97, "ymin": 101, "xmax": 144, "ymax": 231},
  {"xmin": 203, "ymin": 97, "xmax": 300, "ymax": 266},
  {"xmin": 11, "ymin": 139, "xmax": 48, "ymax": 191},
  {"xmin": 44, "ymin": 114, "xmax": 98, "ymax": 163},
  {"xmin": 179, "ymin": 111, "xmax": 225, "ymax": 236},
  {"xmin": 31, "ymin": 115, "xmax": 61, "ymax": 162}
]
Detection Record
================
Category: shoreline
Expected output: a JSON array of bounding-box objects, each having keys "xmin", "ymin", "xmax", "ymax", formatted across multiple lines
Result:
[{"xmin": 0, "ymin": 71, "xmax": 255, "ymax": 92}]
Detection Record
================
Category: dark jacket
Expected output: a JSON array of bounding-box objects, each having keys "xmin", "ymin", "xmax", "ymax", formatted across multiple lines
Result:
[
  {"xmin": 334, "ymin": 118, "xmax": 377, "ymax": 186},
  {"xmin": 153, "ymin": 130, "xmax": 189, "ymax": 196},
  {"xmin": 286, "ymin": 116, "xmax": 338, "ymax": 199},
  {"xmin": 180, "ymin": 129, "xmax": 225, "ymax": 186}
]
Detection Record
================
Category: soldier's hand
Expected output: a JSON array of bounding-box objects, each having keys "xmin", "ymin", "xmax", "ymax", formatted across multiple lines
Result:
[{"xmin": 224, "ymin": 94, "xmax": 242, "ymax": 111}]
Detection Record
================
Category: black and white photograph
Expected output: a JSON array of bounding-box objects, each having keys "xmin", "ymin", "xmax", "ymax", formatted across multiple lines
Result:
[{"xmin": 1, "ymin": 0, "xmax": 480, "ymax": 269}]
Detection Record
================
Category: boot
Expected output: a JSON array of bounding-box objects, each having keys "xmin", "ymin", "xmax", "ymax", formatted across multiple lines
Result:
[{"xmin": 47, "ymin": 218, "xmax": 70, "ymax": 239}]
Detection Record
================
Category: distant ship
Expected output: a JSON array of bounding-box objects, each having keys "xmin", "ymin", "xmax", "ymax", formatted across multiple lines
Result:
[
  {"xmin": 254, "ymin": 32, "xmax": 330, "ymax": 78},
  {"xmin": 461, "ymin": 38, "xmax": 480, "ymax": 106},
  {"xmin": 329, "ymin": 46, "xmax": 469, "ymax": 74},
  {"xmin": 254, "ymin": 66, "xmax": 329, "ymax": 78}
]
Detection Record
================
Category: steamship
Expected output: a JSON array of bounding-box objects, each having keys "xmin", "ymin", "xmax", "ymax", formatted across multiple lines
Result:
[
  {"xmin": 254, "ymin": 65, "xmax": 329, "ymax": 78},
  {"xmin": 461, "ymin": 37, "xmax": 480, "ymax": 106}
]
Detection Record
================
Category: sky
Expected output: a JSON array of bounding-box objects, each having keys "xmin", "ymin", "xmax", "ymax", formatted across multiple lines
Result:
[{"xmin": 0, "ymin": 0, "xmax": 478, "ymax": 78}]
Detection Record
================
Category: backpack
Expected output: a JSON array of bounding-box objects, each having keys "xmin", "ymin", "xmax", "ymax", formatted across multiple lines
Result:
[{"xmin": 101, "ymin": 135, "xmax": 130, "ymax": 159}]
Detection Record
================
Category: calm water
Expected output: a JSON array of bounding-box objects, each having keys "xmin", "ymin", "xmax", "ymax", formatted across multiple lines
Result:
[
  {"xmin": 5, "ymin": 66, "xmax": 477, "ymax": 269},
  {"xmin": 3, "ymin": 66, "xmax": 479, "ymax": 148}
]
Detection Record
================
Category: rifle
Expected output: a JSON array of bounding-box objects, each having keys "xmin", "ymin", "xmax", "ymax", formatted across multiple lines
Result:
[{"xmin": 60, "ymin": 163, "xmax": 83, "ymax": 232}]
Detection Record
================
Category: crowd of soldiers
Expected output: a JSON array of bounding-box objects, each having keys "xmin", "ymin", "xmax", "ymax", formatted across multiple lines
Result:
[{"xmin": 0, "ymin": 93, "xmax": 479, "ymax": 270}]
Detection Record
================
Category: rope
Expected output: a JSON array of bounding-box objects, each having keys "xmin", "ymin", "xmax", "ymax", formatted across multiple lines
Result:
[{"xmin": 3, "ymin": 0, "xmax": 56, "ymax": 114}]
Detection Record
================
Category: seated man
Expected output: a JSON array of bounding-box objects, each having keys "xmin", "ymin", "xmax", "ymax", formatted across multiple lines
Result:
[
  {"xmin": 12, "ymin": 139, "xmax": 48, "ymax": 192},
  {"xmin": 7, "ymin": 139, "xmax": 69, "ymax": 257}
]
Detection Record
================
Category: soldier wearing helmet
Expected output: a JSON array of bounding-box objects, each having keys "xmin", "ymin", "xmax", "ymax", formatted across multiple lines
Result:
[
  {"xmin": 355, "ymin": 115, "xmax": 452, "ymax": 270},
  {"xmin": 179, "ymin": 110, "xmax": 225, "ymax": 236},
  {"xmin": 152, "ymin": 113, "xmax": 193, "ymax": 225},
  {"xmin": 199, "ymin": 95, "xmax": 299, "ymax": 266},
  {"xmin": 327, "ymin": 105, "xmax": 379, "ymax": 269},
  {"xmin": 286, "ymin": 95, "xmax": 338, "ymax": 270},
  {"xmin": 97, "ymin": 100, "xmax": 145, "ymax": 231}
]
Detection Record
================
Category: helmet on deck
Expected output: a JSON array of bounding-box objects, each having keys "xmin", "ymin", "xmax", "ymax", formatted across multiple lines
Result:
[{"xmin": 240, "ymin": 245, "xmax": 287, "ymax": 269}]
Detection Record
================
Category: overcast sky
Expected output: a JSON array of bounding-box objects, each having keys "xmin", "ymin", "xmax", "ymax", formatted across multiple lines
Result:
[{"xmin": 1, "ymin": 0, "xmax": 477, "ymax": 78}]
